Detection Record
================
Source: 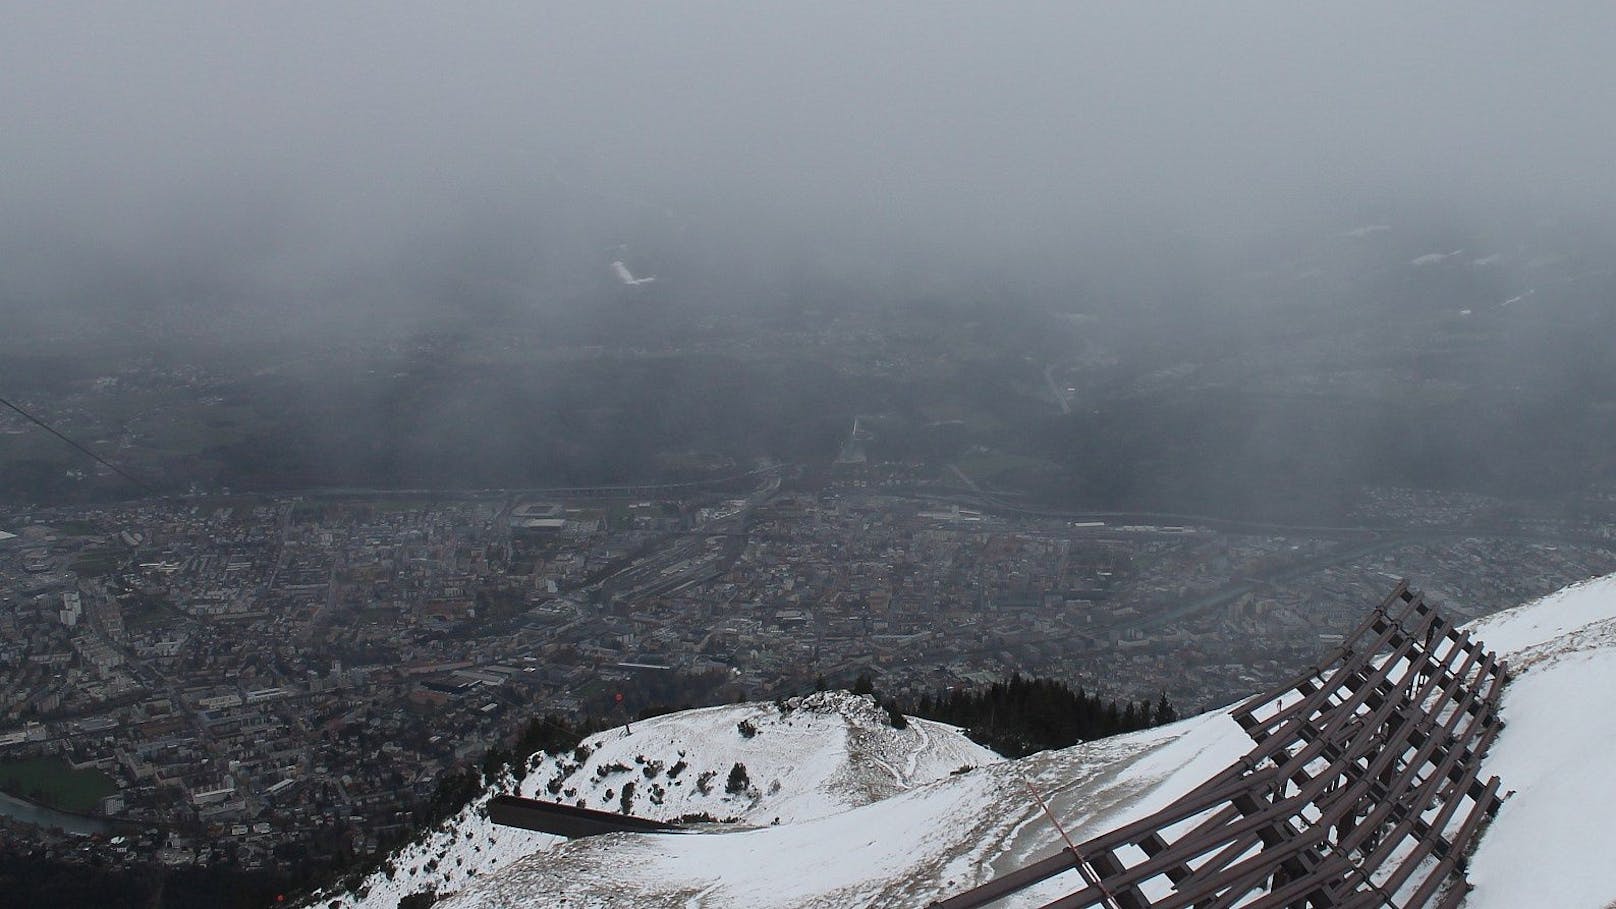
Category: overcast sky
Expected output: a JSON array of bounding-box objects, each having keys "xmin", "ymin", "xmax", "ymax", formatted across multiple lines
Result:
[{"xmin": 4, "ymin": 3, "xmax": 1615, "ymax": 324}]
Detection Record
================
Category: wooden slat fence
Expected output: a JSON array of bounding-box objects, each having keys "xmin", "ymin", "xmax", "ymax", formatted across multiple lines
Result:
[{"xmin": 930, "ymin": 582, "xmax": 1506, "ymax": 909}]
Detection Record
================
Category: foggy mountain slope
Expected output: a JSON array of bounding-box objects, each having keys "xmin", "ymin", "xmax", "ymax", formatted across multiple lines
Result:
[
  {"xmin": 416, "ymin": 575, "xmax": 1616, "ymax": 909},
  {"xmin": 316, "ymin": 692, "xmax": 999, "ymax": 909}
]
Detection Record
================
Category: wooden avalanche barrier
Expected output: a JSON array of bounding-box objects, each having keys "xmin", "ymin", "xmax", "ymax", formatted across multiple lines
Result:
[{"xmin": 931, "ymin": 582, "xmax": 1506, "ymax": 909}]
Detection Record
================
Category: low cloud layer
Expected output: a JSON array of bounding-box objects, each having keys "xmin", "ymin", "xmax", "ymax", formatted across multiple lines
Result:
[{"xmin": 4, "ymin": 3, "xmax": 1615, "ymax": 329}]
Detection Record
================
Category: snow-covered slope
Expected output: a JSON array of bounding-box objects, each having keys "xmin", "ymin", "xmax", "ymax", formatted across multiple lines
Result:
[
  {"xmin": 436, "ymin": 710, "xmax": 1253, "ymax": 908},
  {"xmin": 335, "ymin": 573, "xmax": 1616, "ymax": 909},
  {"xmin": 316, "ymin": 691, "xmax": 999, "ymax": 908},
  {"xmin": 1458, "ymin": 574, "xmax": 1616, "ymax": 909}
]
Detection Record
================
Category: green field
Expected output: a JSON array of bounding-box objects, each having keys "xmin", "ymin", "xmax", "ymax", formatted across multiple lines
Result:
[
  {"xmin": 954, "ymin": 450, "xmax": 1063, "ymax": 489},
  {"xmin": 120, "ymin": 592, "xmax": 179, "ymax": 632},
  {"xmin": 0, "ymin": 757, "xmax": 119, "ymax": 813},
  {"xmin": 71, "ymin": 549, "xmax": 126, "ymax": 576}
]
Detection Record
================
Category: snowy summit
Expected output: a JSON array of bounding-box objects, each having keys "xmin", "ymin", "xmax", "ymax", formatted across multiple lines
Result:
[{"xmin": 316, "ymin": 691, "xmax": 997, "ymax": 908}]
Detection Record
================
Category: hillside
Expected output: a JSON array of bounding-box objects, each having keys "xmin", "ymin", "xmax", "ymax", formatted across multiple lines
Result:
[
  {"xmin": 313, "ymin": 691, "xmax": 999, "ymax": 908},
  {"xmin": 326, "ymin": 572, "xmax": 1616, "ymax": 908}
]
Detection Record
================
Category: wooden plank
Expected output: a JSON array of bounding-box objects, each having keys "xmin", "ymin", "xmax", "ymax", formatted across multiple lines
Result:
[
  {"xmin": 1088, "ymin": 850, "xmax": 1148, "ymax": 909},
  {"xmin": 1240, "ymin": 598, "xmax": 1441, "ymax": 744},
  {"xmin": 935, "ymin": 589, "xmax": 1507, "ymax": 909},
  {"xmin": 1048, "ymin": 637, "xmax": 1457, "ymax": 902},
  {"xmin": 1399, "ymin": 777, "xmax": 1503, "ymax": 909},
  {"xmin": 1140, "ymin": 831, "xmax": 1196, "ymax": 885},
  {"xmin": 486, "ymin": 794, "xmax": 682, "ymax": 837},
  {"xmin": 1231, "ymin": 584, "xmax": 1414, "ymax": 730}
]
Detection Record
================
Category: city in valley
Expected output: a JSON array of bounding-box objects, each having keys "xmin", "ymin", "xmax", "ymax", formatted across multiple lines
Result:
[
  {"xmin": 3, "ymin": 467, "xmax": 1613, "ymax": 878},
  {"xmin": 10, "ymin": 6, "xmax": 1616, "ymax": 907}
]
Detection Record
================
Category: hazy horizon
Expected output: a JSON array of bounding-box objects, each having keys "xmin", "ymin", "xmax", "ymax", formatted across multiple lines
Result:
[{"xmin": 5, "ymin": 4, "xmax": 1616, "ymax": 335}]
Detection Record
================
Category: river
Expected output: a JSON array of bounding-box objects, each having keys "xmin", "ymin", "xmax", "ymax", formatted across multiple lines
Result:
[{"xmin": 0, "ymin": 790, "xmax": 114, "ymax": 836}]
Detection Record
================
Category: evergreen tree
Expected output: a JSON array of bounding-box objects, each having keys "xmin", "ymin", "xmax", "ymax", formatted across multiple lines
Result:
[
  {"xmin": 1155, "ymin": 693, "xmax": 1177, "ymax": 725},
  {"xmin": 725, "ymin": 762, "xmax": 750, "ymax": 795},
  {"xmin": 900, "ymin": 675, "xmax": 1176, "ymax": 758}
]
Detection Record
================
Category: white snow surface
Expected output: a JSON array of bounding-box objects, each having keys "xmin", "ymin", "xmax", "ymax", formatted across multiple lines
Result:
[
  {"xmin": 1458, "ymin": 573, "xmax": 1616, "ymax": 909},
  {"xmin": 331, "ymin": 573, "xmax": 1616, "ymax": 908},
  {"xmin": 315, "ymin": 691, "xmax": 997, "ymax": 909},
  {"xmin": 435, "ymin": 709, "xmax": 1253, "ymax": 909}
]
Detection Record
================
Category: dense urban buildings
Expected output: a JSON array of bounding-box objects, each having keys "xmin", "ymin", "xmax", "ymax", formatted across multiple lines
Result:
[{"xmin": 3, "ymin": 470, "xmax": 1613, "ymax": 880}]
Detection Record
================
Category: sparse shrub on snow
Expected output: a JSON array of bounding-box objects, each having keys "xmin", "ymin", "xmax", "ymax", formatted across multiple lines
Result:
[{"xmin": 595, "ymin": 761, "xmax": 631, "ymax": 778}]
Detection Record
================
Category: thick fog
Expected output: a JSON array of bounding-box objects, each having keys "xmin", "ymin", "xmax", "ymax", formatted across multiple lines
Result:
[
  {"xmin": 5, "ymin": 3, "xmax": 1616, "ymax": 331},
  {"xmin": 7, "ymin": 3, "xmax": 1616, "ymax": 514}
]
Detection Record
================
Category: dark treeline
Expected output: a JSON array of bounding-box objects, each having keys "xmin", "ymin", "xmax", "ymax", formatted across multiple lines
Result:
[
  {"xmin": 482, "ymin": 713, "xmax": 605, "ymax": 783},
  {"xmin": 0, "ymin": 849, "xmax": 298, "ymax": 909},
  {"xmin": 906, "ymin": 674, "xmax": 1176, "ymax": 758}
]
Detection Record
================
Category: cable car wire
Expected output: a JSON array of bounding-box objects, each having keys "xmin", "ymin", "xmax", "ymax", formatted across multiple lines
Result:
[{"xmin": 0, "ymin": 392, "xmax": 152, "ymax": 492}]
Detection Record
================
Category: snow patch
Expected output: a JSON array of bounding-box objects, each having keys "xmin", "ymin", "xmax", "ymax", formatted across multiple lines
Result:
[
  {"xmin": 314, "ymin": 692, "xmax": 996, "ymax": 909},
  {"xmin": 436, "ymin": 711, "xmax": 1252, "ymax": 909},
  {"xmin": 1411, "ymin": 249, "xmax": 1463, "ymax": 266}
]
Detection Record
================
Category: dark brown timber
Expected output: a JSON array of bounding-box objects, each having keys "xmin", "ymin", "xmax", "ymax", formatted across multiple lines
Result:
[
  {"xmin": 930, "ymin": 583, "xmax": 1507, "ymax": 909},
  {"xmin": 487, "ymin": 793, "xmax": 684, "ymax": 838}
]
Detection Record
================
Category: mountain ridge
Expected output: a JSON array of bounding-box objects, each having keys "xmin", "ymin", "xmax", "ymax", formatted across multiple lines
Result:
[{"xmin": 313, "ymin": 691, "xmax": 999, "ymax": 908}]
